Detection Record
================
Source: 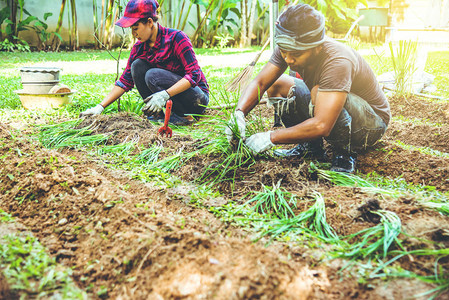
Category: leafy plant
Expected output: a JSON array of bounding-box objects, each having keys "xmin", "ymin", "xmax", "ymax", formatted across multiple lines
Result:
[
  {"xmin": 27, "ymin": 12, "xmax": 63, "ymax": 51},
  {"xmin": 214, "ymin": 32, "xmax": 234, "ymax": 49},
  {"xmin": 0, "ymin": 37, "xmax": 29, "ymax": 52}
]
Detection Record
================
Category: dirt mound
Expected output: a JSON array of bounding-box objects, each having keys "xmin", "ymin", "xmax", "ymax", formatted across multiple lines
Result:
[
  {"xmin": 2, "ymin": 121, "xmax": 446, "ymax": 298},
  {"xmin": 77, "ymin": 112, "xmax": 195, "ymax": 147}
]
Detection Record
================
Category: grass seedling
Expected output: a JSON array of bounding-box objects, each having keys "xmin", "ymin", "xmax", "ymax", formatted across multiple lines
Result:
[
  {"xmin": 335, "ymin": 210, "xmax": 402, "ymax": 259},
  {"xmin": 241, "ymin": 180, "xmax": 296, "ymax": 219},
  {"xmin": 39, "ymin": 119, "xmax": 109, "ymax": 149},
  {"xmin": 260, "ymin": 191, "xmax": 338, "ymax": 242}
]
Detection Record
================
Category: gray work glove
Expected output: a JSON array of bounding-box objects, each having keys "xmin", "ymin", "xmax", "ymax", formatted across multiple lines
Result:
[
  {"xmin": 79, "ymin": 104, "xmax": 104, "ymax": 117},
  {"xmin": 245, "ymin": 131, "xmax": 274, "ymax": 154},
  {"xmin": 142, "ymin": 90, "xmax": 170, "ymax": 115},
  {"xmin": 225, "ymin": 110, "xmax": 246, "ymax": 142}
]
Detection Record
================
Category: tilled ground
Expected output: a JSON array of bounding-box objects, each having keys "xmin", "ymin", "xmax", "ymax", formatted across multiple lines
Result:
[{"xmin": 0, "ymin": 94, "xmax": 449, "ymax": 299}]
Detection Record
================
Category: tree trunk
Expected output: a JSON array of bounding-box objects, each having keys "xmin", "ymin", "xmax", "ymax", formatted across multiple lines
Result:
[
  {"xmin": 53, "ymin": 0, "xmax": 67, "ymax": 49},
  {"xmin": 240, "ymin": 0, "xmax": 248, "ymax": 47},
  {"xmin": 247, "ymin": 0, "xmax": 257, "ymax": 47},
  {"xmin": 9, "ymin": 0, "xmax": 18, "ymax": 39},
  {"xmin": 69, "ymin": 0, "xmax": 78, "ymax": 50}
]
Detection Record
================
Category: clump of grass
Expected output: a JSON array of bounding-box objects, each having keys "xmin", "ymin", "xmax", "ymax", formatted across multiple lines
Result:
[
  {"xmin": 39, "ymin": 119, "xmax": 109, "ymax": 149},
  {"xmin": 260, "ymin": 191, "xmax": 338, "ymax": 242},
  {"xmin": 196, "ymin": 133, "xmax": 256, "ymax": 190},
  {"xmin": 389, "ymin": 40, "xmax": 418, "ymax": 98},
  {"xmin": 335, "ymin": 210, "xmax": 402, "ymax": 259},
  {"xmin": 241, "ymin": 180, "xmax": 296, "ymax": 219},
  {"xmin": 118, "ymin": 92, "xmax": 144, "ymax": 115}
]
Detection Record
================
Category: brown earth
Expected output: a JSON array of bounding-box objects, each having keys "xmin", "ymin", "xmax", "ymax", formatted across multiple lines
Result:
[
  {"xmin": 1, "ymin": 94, "xmax": 449, "ymax": 299},
  {"xmin": 389, "ymin": 95, "xmax": 449, "ymax": 125}
]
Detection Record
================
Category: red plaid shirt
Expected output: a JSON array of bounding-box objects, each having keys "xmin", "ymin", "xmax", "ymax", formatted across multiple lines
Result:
[{"xmin": 116, "ymin": 24, "xmax": 209, "ymax": 94}]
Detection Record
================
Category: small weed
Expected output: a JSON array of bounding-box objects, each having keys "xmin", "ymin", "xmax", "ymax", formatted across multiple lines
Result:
[{"xmin": 0, "ymin": 234, "xmax": 86, "ymax": 298}]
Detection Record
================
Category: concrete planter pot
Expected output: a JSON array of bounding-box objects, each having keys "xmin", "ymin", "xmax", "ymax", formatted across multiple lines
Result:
[{"xmin": 19, "ymin": 67, "xmax": 61, "ymax": 94}]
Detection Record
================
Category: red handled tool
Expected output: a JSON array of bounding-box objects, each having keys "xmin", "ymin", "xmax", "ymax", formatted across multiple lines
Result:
[{"xmin": 158, "ymin": 99, "xmax": 173, "ymax": 138}]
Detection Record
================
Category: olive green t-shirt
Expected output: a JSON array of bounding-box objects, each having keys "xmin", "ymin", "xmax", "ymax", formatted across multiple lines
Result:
[{"xmin": 269, "ymin": 38, "xmax": 391, "ymax": 125}]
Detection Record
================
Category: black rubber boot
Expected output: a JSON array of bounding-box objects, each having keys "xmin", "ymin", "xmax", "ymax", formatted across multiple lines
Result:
[
  {"xmin": 274, "ymin": 140, "xmax": 326, "ymax": 161},
  {"xmin": 330, "ymin": 151, "xmax": 357, "ymax": 173}
]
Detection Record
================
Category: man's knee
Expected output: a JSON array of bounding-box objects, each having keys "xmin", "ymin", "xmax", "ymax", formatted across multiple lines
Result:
[
  {"xmin": 310, "ymin": 85, "xmax": 319, "ymax": 105},
  {"xmin": 267, "ymin": 75, "xmax": 295, "ymax": 98}
]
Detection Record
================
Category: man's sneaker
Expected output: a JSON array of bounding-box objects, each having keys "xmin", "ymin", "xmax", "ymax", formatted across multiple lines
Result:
[
  {"xmin": 168, "ymin": 113, "xmax": 195, "ymax": 126},
  {"xmin": 273, "ymin": 141, "xmax": 326, "ymax": 161},
  {"xmin": 331, "ymin": 152, "xmax": 357, "ymax": 173}
]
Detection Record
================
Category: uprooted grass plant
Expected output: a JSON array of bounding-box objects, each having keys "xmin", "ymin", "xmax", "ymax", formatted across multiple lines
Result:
[
  {"xmin": 240, "ymin": 180, "xmax": 297, "ymax": 219},
  {"xmin": 335, "ymin": 210, "xmax": 402, "ymax": 259},
  {"xmin": 39, "ymin": 119, "xmax": 109, "ymax": 149},
  {"xmin": 258, "ymin": 191, "xmax": 339, "ymax": 242}
]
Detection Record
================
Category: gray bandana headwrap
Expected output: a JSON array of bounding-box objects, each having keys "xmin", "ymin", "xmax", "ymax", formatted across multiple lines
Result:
[{"xmin": 275, "ymin": 11, "xmax": 326, "ymax": 51}]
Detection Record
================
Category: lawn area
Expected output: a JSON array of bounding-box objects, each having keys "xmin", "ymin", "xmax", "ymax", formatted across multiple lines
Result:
[{"xmin": 0, "ymin": 46, "xmax": 448, "ymax": 299}]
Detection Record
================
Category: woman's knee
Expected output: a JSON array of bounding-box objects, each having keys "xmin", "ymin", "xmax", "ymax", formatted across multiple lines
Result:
[{"xmin": 131, "ymin": 59, "xmax": 148, "ymax": 78}]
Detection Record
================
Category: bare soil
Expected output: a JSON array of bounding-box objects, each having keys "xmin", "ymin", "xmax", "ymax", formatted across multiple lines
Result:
[{"xmin": 1, "ymin": 94, "xmax": 449, "ymax": 299}]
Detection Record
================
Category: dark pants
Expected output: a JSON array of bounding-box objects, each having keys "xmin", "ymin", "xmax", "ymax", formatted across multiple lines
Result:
[
  {"xmin": 131, "ymin": 58, "xmax": 209, "ymax": 117},
  {"xmin": 273, "ymin": 78, "xmax": 387, "ymax": 153}
]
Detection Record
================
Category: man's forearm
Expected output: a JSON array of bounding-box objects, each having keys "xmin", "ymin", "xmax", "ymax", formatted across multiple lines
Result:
[
  {"xmin": 270, "ymin": 117, "xmax": 329, "ymax": 144},
  {"xmin": 236, "ymin": 80, "xmax": 267, "ymax": 115}
]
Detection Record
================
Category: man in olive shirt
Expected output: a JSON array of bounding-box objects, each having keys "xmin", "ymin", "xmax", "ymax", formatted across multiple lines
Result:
[{"xmin": 225, "ymin": 3, "xmax": 390, "ymax": 173}]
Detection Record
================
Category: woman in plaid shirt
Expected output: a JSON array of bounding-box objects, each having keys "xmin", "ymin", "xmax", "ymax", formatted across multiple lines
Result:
[{"xmin": 80, "ymin": 0, "xmax": 209, "ymax": 126}]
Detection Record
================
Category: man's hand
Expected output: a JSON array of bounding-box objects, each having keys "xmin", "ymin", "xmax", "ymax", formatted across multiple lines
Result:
[
  {"xmin": 79, "ymin": 104, "xmax": 104, "ymax": 117},
  {"xmin": 225, "ymin": 110, "xmax": 246, "ymax": 142},
  {"xmin": 245, "ymin": 131, "xmax": 274, "ymax": 154},
  {"xmin": 142, "ymin": 90, "xmax": 170, "ymax": 115}
]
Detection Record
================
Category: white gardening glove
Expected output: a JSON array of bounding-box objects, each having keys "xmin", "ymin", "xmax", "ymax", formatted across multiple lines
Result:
[
  {"xmin": 245, "ymin": 131, "xmax": 274, "ymax": 154},
  {"xmin": 142, "ymin": 90, "xmax": 170, "ymax": 115},
  {"xmin": 79, "ymin": 104, "xmax": 104, "ymax": 117},
  {"xmin": 225, "ymin": 110, "xmax": 246, "ymax": 142}
]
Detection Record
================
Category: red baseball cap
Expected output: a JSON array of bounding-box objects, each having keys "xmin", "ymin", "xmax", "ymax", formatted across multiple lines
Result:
[{"xmin": 115, "ymin": 0, "xmax": 159, "ymax": 28}]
